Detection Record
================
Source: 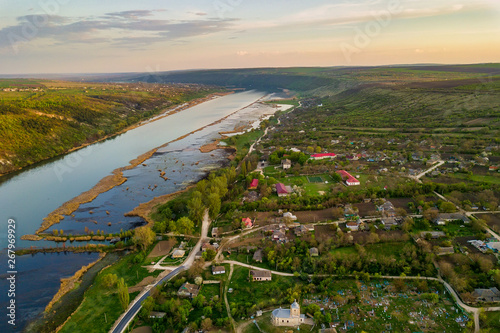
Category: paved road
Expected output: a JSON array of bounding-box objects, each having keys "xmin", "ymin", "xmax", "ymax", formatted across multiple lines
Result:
[
  {"xmin": 411, "ymin": 160, "xmax": 445, "ymax": 182},
  {"xmin": 110, "ymin": 266, "xmax": 185, "ymax": 333},
  {"xmin": 111, "ymin": 210, "xmax": 210, "ymax": 333}
]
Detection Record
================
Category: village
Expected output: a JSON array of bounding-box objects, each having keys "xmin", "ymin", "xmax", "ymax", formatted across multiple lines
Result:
[{"xmin": 117, "ymin": 96, "xmax": 500, "ymax": 333}]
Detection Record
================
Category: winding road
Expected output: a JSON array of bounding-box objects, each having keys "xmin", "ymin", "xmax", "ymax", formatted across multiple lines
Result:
[{"xmin": 110, "ymin": 210, "xmax": 211, "ymax": 333}]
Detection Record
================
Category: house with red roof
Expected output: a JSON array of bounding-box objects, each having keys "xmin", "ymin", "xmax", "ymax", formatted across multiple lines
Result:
[
  {"xmin": 249, "ymin": 179, "xmax": 259, "ymax": 190},
  {"xmin": 336, "ymin": 170, "xmax": 360, "ymax": 186},
  {"xmin": 310, "ymin": 153, "xmax": 336, "ymax": 160},
  {"xmin": 242, "ymin": 217, "xmax": 253, "ymax": 228},
  {"xmin": 276, "ymin": 183, "xmax": 289, "ymax": 197}
]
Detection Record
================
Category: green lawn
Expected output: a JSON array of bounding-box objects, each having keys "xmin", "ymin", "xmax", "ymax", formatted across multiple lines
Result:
[
  {"xmin": 451, "ymin": 172, "xmax": 500, "ymax": 185},
  {"xmin": 270, "ymin": 173, "xmax": 338, "ymax": 196},
  {"xmin": 59, "ymin": 252, "xmax": 160, "ymax": 333},
  {"xmin": 481, "ymin": 311, "xmax": 500, "ymax": 331}
]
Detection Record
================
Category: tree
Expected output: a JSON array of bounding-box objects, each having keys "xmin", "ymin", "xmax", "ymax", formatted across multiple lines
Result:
[
  {"xmin": 188, "ymin": 196, "xmax": 205, "ymax": 224},
  {"xmin": 194, "ymin": 276, "xmax": 203, "ymax": 285},
  {"xmin": 172, "ymin": 217, "xmax": 194, "ymax": 235},
  {"xmin": 241, "ymin": 161, "xmax": 247, "ymax": 176},
  {"xmin": 139, "ymin": 296, "xmax": 155, "ymax": 319},
  {"xmin": 102, "ymin": 273, "xmax": 118, "ymax": 288},
  {"xmin": 206, "ymin": 192, "xmax": 221, "ymax": 219},
  {"xmin": 192, "ymin": 295, "xmax": 206, "ymax": 308},
  {"xmin": 202, "ymin": 248, "xmax": 216, "ymax": 261},
  {"xmin": 314, "ymin": 311, "xmax": 324, "ymax": 323},
  {"xmin": 315, "ymin": 146, "xmax": 322, "ymax": 153},
  {"xmin": 203, "ymin": 306, "xmax": 213, "ymax": 318},
  {"xmin": 201, "ymin": 318, "xmax": 213, "ymax": 330},
  {"xmin": 133, "ymin": 226, "xmax": 156, "ymax": 252},
  {"xmin": 117, "ymin": 278, "xmax": 129, "ymax": 310},
  {"xmin": 440, "ymin": 202, "xmax": 457, "ymax": 213}
]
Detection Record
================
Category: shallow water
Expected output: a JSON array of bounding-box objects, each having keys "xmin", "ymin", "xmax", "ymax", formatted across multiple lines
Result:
[{"xmin": 0, "ymin": 90, "xmax": 281, "ymax": 332}]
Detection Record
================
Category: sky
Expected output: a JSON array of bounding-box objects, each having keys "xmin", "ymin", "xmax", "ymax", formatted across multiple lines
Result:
[{"xmin": 0, "ymin": 0, "xmax": 499, "ymax": 74}]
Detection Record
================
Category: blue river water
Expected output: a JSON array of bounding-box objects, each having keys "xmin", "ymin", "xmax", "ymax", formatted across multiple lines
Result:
[{"xmin": 0, "ymin": 90, "xmax": 274, "ymax": 332}]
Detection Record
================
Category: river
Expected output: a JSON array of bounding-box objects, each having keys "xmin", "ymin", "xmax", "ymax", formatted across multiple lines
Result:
[{"xmin": 0, "ymin": 90, "xmax": 285, "ymax": 332}]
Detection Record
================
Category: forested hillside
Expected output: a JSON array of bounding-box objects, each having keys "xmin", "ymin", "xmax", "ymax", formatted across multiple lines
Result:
[{"xmin": 0, "ymin": 79, "xmax": 217, "ymax": 174}]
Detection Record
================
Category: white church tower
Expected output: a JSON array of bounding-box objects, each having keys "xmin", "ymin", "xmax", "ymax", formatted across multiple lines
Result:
[{"xmin": 290, "ymin": 299, "xmax": 300, "ymax": 318}]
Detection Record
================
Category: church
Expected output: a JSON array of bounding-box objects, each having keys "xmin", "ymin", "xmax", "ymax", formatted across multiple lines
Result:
[{"xmin": 271, "ymin": 300, "xmax": 306, "ymax": 326}]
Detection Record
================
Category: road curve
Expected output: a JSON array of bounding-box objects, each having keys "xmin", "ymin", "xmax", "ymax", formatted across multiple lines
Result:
[
  {"xmin": 110, "ymin": 210, "xmax": 210, "ymax": 333},
  {"xmin": 110, "ymin": 266, "xmax": 185, "ymax": 333}
]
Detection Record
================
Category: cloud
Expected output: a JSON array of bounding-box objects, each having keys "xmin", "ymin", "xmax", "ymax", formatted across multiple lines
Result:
[
  {"xmin": 0, "ymin": 12, "xmax": 236, "ymax": 52},
  {"xmin": 236, "ymin": 50, "xmax": 248, "ymax": 56},
  {"xmin": 105, "ymin": 10, "xmax": 154, "ymax": 19}
]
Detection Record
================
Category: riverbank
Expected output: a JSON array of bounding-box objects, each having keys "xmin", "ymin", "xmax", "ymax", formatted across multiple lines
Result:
[
  {"xmin": 0, "ymin": 88, "xmax": 229, "ymax": 178},
  {"xmin": 23, "ymin": 252, "xmax": 123, "ymax": 333},
  {"xmin": 124, "ymin": 186, "xmax": 195, "ymax": 228},
  {"xmin": 45, "ymin": 253, "xmax": 107, "ymax": 312},
  {"xmin": 33, "ymin": 92, "xmax": 266, "ymax": 237}
]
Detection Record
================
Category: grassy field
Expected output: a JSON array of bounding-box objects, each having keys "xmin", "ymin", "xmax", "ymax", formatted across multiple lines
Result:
[
  {"xmin": 451, "ymin": 172, "xmax": 500, "ymax": 185},
  {"xmin": 59, "ymin": 251, "xmax": 161, "ymax": 333},
  {"xmin": 481, "ymin": 311, "xmax": 500, "ymax": 332}
]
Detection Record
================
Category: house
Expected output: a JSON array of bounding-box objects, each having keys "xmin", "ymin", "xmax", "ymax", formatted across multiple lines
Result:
[
  {"xmin": 282, "ymin": 159, "xmax": 292, "ymax": 169},
  {"xmin": 344, "ymin": 204, "xmax": 357, "ymax": 218},
  {"xmin": 212, "ymin": 266, "xmax": 226, "ymax": 275},
  {"xmin": 433, "ymin": 213, "xmax": 470, "ymax": 225},
  {"xmin": 437, "ymin": 247, "xmax": 455, "ymax": 255},
  {"xmin": 271, "ymin": 300, "xmax": 306, "ymax": 326},
  {"xmin": 294, "ymin": 225, "xmax": 309, "ymax": 236},
  {"xmin": 336, "ymin": 170, "xmax": 360, "ymax": 186},
  {"xmin": 310, "ymin": 153, "xmax": 336, "ymax": 160},
  {"xmin": 211, "ymin": 227, "xmax": 219, "ymax": 237},
  {"xmin": 309, "ymin": 247, "xmax": 319, "ymax": 257},
  {"xmin": 276, "ymin": 183, "xmax": 289, "ymax": 197},
  {"xmin": 378, "ymin": 201, "xmax": 396, "ymax": 217},
  {"xmin": 242, "ymin": 217, "xmax": 253, "ymax": 228},
  {"xmin": 346, "ymin": 221, "xmax": 359, "ymax": 231},
  {"xmin": 472, "ymin": 288, "xmax": 500, "ymax": 302},
  {"xmin": 249, "ymin": 179, "xmax": 259, "ymax": 190},
  {"xmin": 194, "ymin": 250, "xmax": 203, "ymax": 260},
  {"xmin": 243, "ymin": 191, "xmax": 260, "ymax": 203},
  {"xmin": 382, "ymin": 217, "xmax": 398, "ymax": 230},
  {"xmin": 178, "ymin": 283, "xmax": 201, "ymax": 298},
  {"xmin": 149, "ymin": 311, "xmax": 166, "ymax": 319},
  {"xmin": 433, "ymin": 218, "xmax": 446, "ymax": 226},
  {"xmin": 273, "ymin": 229, "xmax": 287, "ymax": 242},
  {"xmin": 171, "ymin": 249, "xmax": 185, "ymax": 259},
  {"xmin": 202, "ymin": 242, "xmax": 215, "ymax": 252},
  {"xmin": 253, "ymin": 249, "xmax": 263, "ymax": 262},
  {"xmin": 250, "ymin": 269, "xmax": 272, "ymax": 281},
  {"xmin": 305, "ymin": 224, "xmax": 315, "ymax": 231}
]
